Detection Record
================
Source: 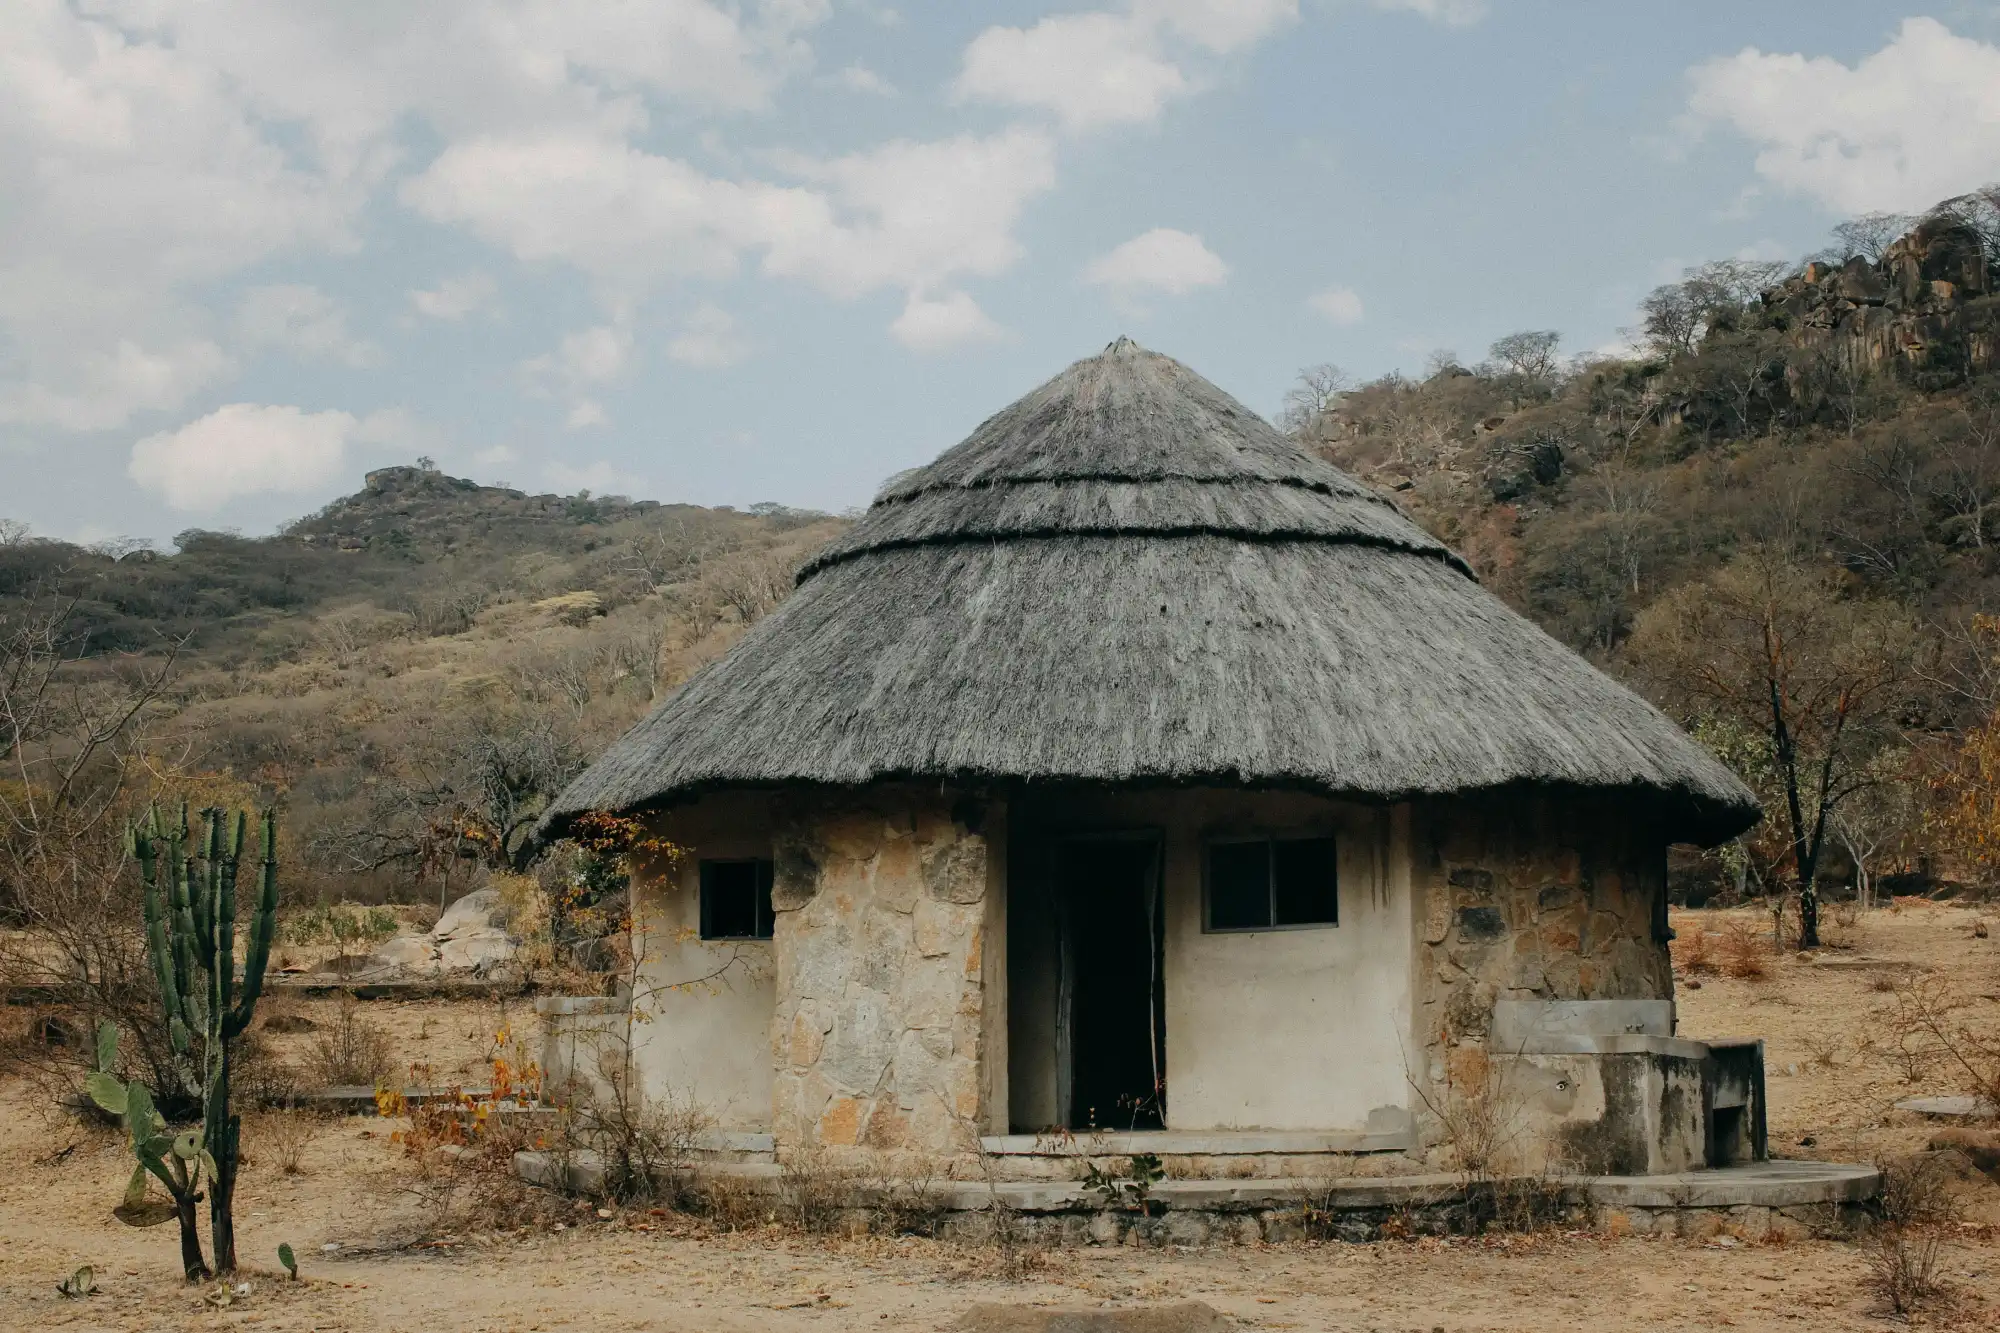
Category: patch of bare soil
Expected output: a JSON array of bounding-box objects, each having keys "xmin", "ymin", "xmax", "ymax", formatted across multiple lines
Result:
[{"xmin": 2, "ymin": 904, "xmax": 1997, "ymax": 1331}]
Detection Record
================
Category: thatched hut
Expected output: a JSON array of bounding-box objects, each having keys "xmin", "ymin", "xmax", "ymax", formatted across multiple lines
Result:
[{"xmin": 541, "ymin": 338, "xmax": 1766, "ymax": 1180}]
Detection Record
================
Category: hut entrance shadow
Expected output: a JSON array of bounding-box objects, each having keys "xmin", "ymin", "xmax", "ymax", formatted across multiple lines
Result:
[{"xmin": 1054, "ymin": 835, "xmax": 1166, "ymax": 1132}]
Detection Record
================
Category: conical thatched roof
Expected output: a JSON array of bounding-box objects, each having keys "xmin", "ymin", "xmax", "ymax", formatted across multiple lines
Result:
[{"xmin": 545, "ymin": 339, "xmax": 1758, "ymax": 844}]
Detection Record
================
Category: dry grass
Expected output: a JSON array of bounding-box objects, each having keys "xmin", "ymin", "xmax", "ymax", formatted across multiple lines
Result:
[
  {"xmin": 1718, "ymin": 917, "xmax": 1772, "ymax": 980},
  {"xmin": 1866, "ymin": 1152, "xmax": 1963, "ymax": 1317},
  {"xmin": 1672, "ymin": 923, "xmax": 1717, "ymax": 975},
  {"xmin": 255, "ymin": 1109, "xmax": 326, "ymax": 1176},
  {"xmin": 305, "ymin": 995, "xmax": 397, "ymax": 1088}
]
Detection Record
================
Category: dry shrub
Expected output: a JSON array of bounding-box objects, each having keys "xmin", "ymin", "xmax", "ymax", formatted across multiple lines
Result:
[
  {"xmin": 862, "ymin": 1150, "xmax": 948, "ymax": 1237},
  {"xmin": 306, "ymin": 994, "xmax": 396, "ymax": 1088},
  {"xmin": 1823, "ymin": 903, "xmax": 1861, "ymax": 950},
  {"xmin": 1867, "ymin": 1153, "xmax": 1961, "ymax": 1317},
  {"xmin": 256, "ymin": 1109, "xmax": 326, "ymax": 1175},
  {"xmin": 1885, "ymin": 975, "xmax": 2000, "ymax": 1104},
  {"xmin": 777, "ymin": 1140, "xmax": 858, "ymax": 1234},
  {"xmin": 1419, "ymin": 1046, "xmax": 1531, "ymax": 1182},
  {"xmin": 1672, "ymin": 924, "xmax": 1717, "ymax": 975},
  {"xmin": 1718, "ymin": 918, "xmax": 1771, "ymax": 980}
]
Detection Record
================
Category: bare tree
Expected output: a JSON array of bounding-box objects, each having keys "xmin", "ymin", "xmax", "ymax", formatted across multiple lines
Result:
[
  {"xmin": 0, "ymin": 591, "xmax": 194, "ymax": 1109},
  {"xmin": 1487, "ymin": 330, "xmax": 1563, "ymax": 385},
  {"xmin": 1277, "ymin": 364, "xmax": 1354, "ymax": 437},
  {"xmin": 1632, "ymin": 551, "xmax": 1915, "ymax": 947},
  {"xmin": 1826, "ymin": 212, "xmax": 1917, "ymax": 264}
]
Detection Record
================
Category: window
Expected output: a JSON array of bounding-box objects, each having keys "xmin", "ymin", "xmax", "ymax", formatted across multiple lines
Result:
[
  {"xmin": 1204, "ymin": 836, "xmax": 1337, "ymax": 931},
  {"xmin": 699, "ymin": 859, "xmax": 774, "ymax": 940}
]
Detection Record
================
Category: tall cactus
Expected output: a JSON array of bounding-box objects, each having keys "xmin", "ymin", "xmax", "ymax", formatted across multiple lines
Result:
[{"xmin": 112, "ymin": 804, "xmax": 280, "ymax": 1277}]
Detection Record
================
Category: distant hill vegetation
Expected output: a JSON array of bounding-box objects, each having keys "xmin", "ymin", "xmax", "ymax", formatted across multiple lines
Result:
[
  {"xmin": 1283, "ymin": 186, "xmax": 2000, "ymax": 914},
  {"xmin": 0, "ymin": 466, "xmax": 844, "ymax": 902}
]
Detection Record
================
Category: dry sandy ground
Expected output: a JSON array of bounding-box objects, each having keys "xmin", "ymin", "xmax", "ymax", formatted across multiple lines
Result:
[{"xmin": 3, "ymin": 901, "xmax": 1998, "ymax": 1332}]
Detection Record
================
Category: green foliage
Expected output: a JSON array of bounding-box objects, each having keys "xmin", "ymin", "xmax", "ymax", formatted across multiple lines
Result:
[
  {"xmin": 109, "ymin": 806, "xmax": 283, "ymax": 1278},
  {"xmin": 277, "ymin": 1243, "xmax": 297, "ymax": 1280},
  {"xmin": 1083, "ymin": 1153, "xmax": 1166, "ymax": 1213},
  {"xmin": 280, "ymin": 902, "xmax": 398, "ymax": 948},
  {"xmin": 55, "ymin": 1265, "xmax": 95, "ymax": 1299}
]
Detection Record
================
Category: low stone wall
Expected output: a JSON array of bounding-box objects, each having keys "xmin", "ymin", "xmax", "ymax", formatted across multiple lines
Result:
[{"xmin": 537, "ymin": 995, "xmax": 633, "ymax": 1107}]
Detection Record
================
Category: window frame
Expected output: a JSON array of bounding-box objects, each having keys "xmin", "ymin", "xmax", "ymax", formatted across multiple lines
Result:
[
  {"xmin": 1200, "ymin": 833, "xmax": 1340, "ymax": 934},
  {"xmin": 697, "ymin": 857, "xmax": 775, "ymax": 941}
]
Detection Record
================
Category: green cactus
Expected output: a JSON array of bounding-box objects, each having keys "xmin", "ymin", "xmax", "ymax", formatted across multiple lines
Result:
[
  {"xmin": 104, "ymin": 805, "xmax": 281, "ymax": 1279},
  {"xmin": 277, "ymin": 1243, "xmax": 297, "ymax": 1281},
  {"xmin": 88, "ymin": 1022, "xmax": 212, "ymax": 1277}
]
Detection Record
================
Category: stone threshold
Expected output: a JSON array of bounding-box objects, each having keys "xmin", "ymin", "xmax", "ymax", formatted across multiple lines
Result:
[
  {"xmin": 514, "ymin": 1151, "xmax": 1877, "ymax": 1216},
  {"xmin": 978, "ymin": 1129, "xmax": 1413, "ymax": 1156}
]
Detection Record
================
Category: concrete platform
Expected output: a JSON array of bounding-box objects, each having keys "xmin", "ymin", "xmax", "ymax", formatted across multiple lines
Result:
[{"xmin": 512, "ymin": 1150, "xmax": 1877, "ymax": 1242}]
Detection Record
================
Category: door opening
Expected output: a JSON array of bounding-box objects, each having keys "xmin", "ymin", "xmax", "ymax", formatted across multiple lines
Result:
[{"xmin": 1056, "ymin": 837, "xmax": 1166, "ymax": 1131}]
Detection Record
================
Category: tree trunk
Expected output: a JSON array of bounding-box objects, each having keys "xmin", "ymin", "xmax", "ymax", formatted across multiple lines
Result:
[
  {"xmin": 1797, "ymin": 880, "xmax": 1821, "ymax": 950},
  {"xmin": 176, "ymin": 1192, "xmax": 210, "ymax": 1282}
]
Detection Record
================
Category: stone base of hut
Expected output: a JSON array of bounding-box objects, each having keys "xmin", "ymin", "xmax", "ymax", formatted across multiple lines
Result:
[{"xmin": 511, "ymin": 1150, "xmax": 1878, "ymax": 1244}]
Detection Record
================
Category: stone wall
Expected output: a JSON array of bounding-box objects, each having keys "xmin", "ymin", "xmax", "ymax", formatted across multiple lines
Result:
[
  {"xmin": 1409, "ymin": 793, "xmax": 1675, "ymax": 1167},
  {"xmin": 768, "ymin": 786, "xmax": 998, "ymax": 1164}
]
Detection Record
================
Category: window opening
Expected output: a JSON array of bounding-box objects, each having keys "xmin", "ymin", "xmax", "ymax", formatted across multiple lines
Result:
[
  {"xmin": 699, "ymin": 858, "xmax": 774, "ymax": 940},
  {"xmin": 1204, "ymin": 836, "xmax": 1337, "ymax": 931}
]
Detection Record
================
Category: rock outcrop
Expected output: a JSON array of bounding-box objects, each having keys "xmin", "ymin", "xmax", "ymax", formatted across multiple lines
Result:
[{"xmin": 1759, "ymin": 219, "xmax": 1999, "ymax": 383}]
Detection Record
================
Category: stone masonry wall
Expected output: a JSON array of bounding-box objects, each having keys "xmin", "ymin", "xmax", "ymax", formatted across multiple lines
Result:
[
  {"xmin": 1410, "ymin": 793, "xmax": 1674, "ymax": 1162},
  {"xmin": 768, "ymin": 787, "xmax": 992, "ymax": 1164}
]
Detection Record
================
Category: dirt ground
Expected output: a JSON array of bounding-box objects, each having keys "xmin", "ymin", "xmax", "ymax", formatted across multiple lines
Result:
[{"xmin": 4, "ymin": 900, "xmax": 1999, "ymax": 1332}]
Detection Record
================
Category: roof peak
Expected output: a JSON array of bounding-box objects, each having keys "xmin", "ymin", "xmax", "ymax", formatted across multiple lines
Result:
[{"xmin": 803, "ymin": 340, "xmax": 1466, "ymax": 580}]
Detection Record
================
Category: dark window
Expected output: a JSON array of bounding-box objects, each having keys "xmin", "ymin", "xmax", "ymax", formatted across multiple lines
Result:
[
  {"xmin": 699, "ymin": 859, "xmax": 774, "ymax": 940},
  {"xmin": 1204, "ymin": 836, "xmax": 1338, "ymax": 931}
]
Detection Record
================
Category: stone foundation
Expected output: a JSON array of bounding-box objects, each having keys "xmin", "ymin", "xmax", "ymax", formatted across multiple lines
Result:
[{"xmin": 1411, "ymin": 794, "xmax": 1680, "ymax": 1169}]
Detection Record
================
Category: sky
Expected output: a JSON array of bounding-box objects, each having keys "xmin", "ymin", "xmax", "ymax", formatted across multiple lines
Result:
[{"xmin": 6, "ymin": 2, "xmax": 2000, "ymax": 547}]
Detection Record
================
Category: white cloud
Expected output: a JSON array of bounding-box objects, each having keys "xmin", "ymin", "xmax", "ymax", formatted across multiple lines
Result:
[
  {"xmin": 1084, "ymin": 228, "xmax": 1229, "ymax": 296},
  {"xmin": 2, "ymin": 339, "xmax": 234, "ymax": 432},
  {"xmin": 955, "ymin": 13, "xmax": 1187, "ymax": 132},
  {"xmin": 953, "ymin": 2, "xmax": 1296, "ymax": 131},
  {"xmin": 565, "ymin": 401, "xmax": 611, "ymax": 431},
  {"xmin": 890, "ymin": 291, "xmax": 1003, "ymax": 352},
  {"xmin": 127, "ymin": 403, "xmax": 409, "ymax": 510},
  {"xmin": 1373, "ymin": 0, "xmax": 1487, "ymax": 27},
  {"xmin": 544, "ymin": 457, "xmax": 639, "ymax": 492},
  {"xmin": 407, "ymin": 127, "xmax": 1055, "ymax": 342},
  {"xmin": 0, "ymin": 1, "xmax": 828, "ymax": 432},
  {"xmin": 237, "ymin": 285, "xmax": 379, "ymax": 366},
  {"xmin": 411, "ymin": 273, "xmax": 499, "ymax": 321},
  {"xmin": 473, "ymin": 444, "xmax": 517, "ymax": 466},
  {"xmin": 833, "ymin": 64, "xmax": 896, "ymax": 96},
  {"xmin": 1686, "ymin": 18, "xmax": 2000, "ymax": 215},
  {"xmin": 527, "ymin": 324, "xmax": 635, "ymax": 388},
  {"xmin": 1308, "ymin": 285, "xmax": 1365, "ymax": 325},
  {"xmin": 668, "ymin": 304, "xmax": 752, "ymax": 368}
]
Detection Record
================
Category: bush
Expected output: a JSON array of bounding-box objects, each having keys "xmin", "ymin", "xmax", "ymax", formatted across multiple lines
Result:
[{"xmin": 305, "ymin": 995, "xmax": 395, "ymax": 1088}]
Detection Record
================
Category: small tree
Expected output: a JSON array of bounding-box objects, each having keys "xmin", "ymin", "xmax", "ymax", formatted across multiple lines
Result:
[
  {"xmin": 1632, "ymin": 551, "xmax": 1914, "ymax": 947},
  {"xmin": 1487, "ymin": 330, "xmax": 1563, "ymax": 390},
  {"xmin": 1278, "ymin": 363, "xmax": 1354, "ymax": 439}
]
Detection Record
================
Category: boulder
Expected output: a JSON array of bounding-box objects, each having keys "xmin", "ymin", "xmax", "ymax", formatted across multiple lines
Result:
[
  {"xmin": 365, "ymin": 934, "xmax": 442, "ymax": 974},
  {"xmin": 437, "ymin": 926, "xmax": 516, "ymax": 974},
  {"xmin": 436, "ymin": 887, "xmax": 505, "ymax": 939}
]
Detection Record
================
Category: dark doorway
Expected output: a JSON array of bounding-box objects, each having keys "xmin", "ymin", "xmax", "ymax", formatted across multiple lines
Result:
[{"xmin": 1057, "ymin": 837, "xmax": 1165, "ymax": 1131}]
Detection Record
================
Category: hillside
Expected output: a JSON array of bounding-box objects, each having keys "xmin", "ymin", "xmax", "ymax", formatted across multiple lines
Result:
[
  {"xmin": 0, "ymin": 468, "xmax": 846, "ymax": 901},
  {"xmin": 1288, "ymin": 193, "xmax": 2000, "ymax": 906}
]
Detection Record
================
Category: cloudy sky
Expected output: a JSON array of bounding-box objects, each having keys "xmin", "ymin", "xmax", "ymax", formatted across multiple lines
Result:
[{"xmin": 6, "ymin": 2, "xmax": 2000, "ymax": 545}]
